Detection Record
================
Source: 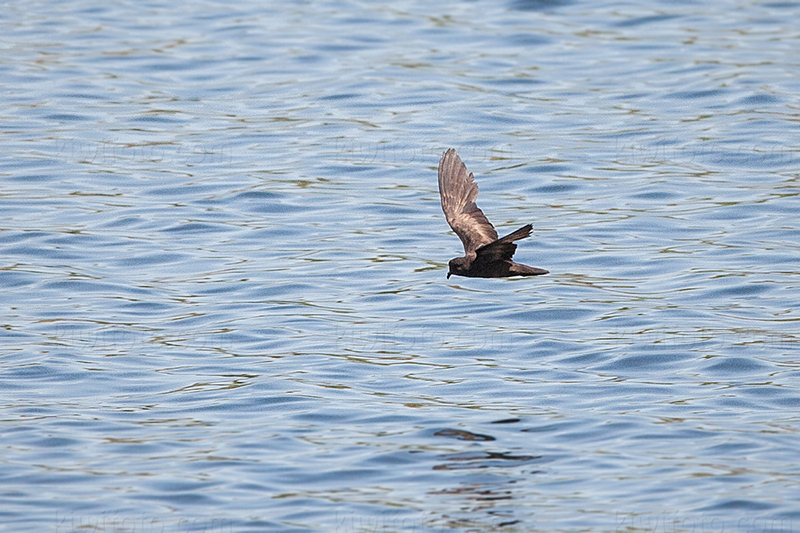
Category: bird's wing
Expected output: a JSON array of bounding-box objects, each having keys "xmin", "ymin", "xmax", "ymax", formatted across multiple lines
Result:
[
  {"xmin": 473, "ymin": 224, "xmax": 532, "ymax": 264},
  {"xmin": 438, "ymin": 149, "xmax": 498, "ymax": 254}
]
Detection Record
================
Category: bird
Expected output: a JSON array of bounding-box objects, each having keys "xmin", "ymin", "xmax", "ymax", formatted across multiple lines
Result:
[{"xmin": 438, "ymin": 148, "xmax": 548, "ymax": 279}]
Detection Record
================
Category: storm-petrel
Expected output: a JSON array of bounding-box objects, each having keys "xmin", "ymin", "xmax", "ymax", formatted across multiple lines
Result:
[{"xmin": 438, "ymin": 148, "xmax": 548, "ymax": 279}]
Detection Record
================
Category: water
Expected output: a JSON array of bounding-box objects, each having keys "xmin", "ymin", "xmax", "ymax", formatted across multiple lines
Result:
[{"xmin": 2, "ymin": 1, "xmax": 799, "ymax": 531}]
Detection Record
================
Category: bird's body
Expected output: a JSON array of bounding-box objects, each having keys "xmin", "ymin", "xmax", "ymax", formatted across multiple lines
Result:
[{"xmin": 438, "ymin": 149, "xmax": 548, "ymax": 279}]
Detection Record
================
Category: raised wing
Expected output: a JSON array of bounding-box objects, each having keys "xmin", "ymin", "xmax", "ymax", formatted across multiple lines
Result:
[
  {"xmin": 473, "ymin": 224, "xmax": 532, "ymax": 265},
  {"xmin": 438, "ymin": 149, "xmax": 498, "ymax": 253}
]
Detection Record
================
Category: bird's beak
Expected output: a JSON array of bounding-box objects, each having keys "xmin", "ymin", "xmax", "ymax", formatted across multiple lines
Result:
[{"xmin": 447, "ymin": 272, "xmax": 452, "ymax": 279}]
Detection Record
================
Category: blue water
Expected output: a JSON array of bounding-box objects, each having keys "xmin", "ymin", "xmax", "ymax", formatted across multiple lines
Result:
[{"xmin": 2, "ymin": 1, "xmax": 799, "ymax": 532}]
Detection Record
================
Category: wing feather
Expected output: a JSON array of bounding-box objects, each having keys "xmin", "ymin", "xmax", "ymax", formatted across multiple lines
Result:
[
  {"xmin": 438, "ymin": 149, "xmax": 498, "ymax": 253},
  {"xmin": 473, "ymin": 224, "xmax": 532, "ymax": 265}
]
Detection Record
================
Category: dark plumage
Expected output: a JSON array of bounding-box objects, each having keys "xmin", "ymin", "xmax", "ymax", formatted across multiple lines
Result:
[{"xmin": 438, "ymin": 148, "xmax": 548, "ymax": 279}]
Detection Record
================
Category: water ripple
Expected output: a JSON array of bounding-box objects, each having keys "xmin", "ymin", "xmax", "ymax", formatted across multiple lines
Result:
[{"xmin": 2, "ymin": 0, "xmax": 799, "ymax": 531}]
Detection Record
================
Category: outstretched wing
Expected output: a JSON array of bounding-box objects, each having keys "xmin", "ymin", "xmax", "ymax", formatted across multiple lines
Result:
[
  {"xmin": 438, "ymin": 149, "xmax": 498, "ymax": 254},
  {"xmin": 473, "ymin": 224, "xmax": 532, "ymax": 265}
]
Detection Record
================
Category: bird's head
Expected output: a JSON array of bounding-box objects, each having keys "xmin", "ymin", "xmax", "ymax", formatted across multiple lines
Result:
[{"xmin": 447, "ymin": 257, "xmax": 469, "ymax": 279}]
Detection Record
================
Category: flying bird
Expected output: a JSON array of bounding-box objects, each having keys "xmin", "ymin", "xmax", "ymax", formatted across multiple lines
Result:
[{"xmin": 438, "ymin": 148, "xmax": 548, "ymax": 279}]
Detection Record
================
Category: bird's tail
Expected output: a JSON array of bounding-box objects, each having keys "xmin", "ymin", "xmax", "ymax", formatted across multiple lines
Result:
[
  {"xmin": 498, "ymin": 224, "xmax": 533, "ymax": 243},
  {"xmin": 509, "ymin": 262, "xmax": 549, "ymax": 276}
]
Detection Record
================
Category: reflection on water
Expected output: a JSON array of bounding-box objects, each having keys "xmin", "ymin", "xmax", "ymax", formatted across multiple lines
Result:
[{"xmin": 2, "ymin": 0, "xmax": 800, "ymax": 531}]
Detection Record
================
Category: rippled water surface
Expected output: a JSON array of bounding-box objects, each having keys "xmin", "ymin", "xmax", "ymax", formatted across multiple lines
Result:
[{"xmin": 2, "ymin": 1, "xmax": 800, "ymax": 531}]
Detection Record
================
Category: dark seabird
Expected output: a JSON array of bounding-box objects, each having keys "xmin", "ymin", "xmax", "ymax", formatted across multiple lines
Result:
[{"xmin": 438, "ymin": 148, "xmax": 548, "ymax": 279}]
